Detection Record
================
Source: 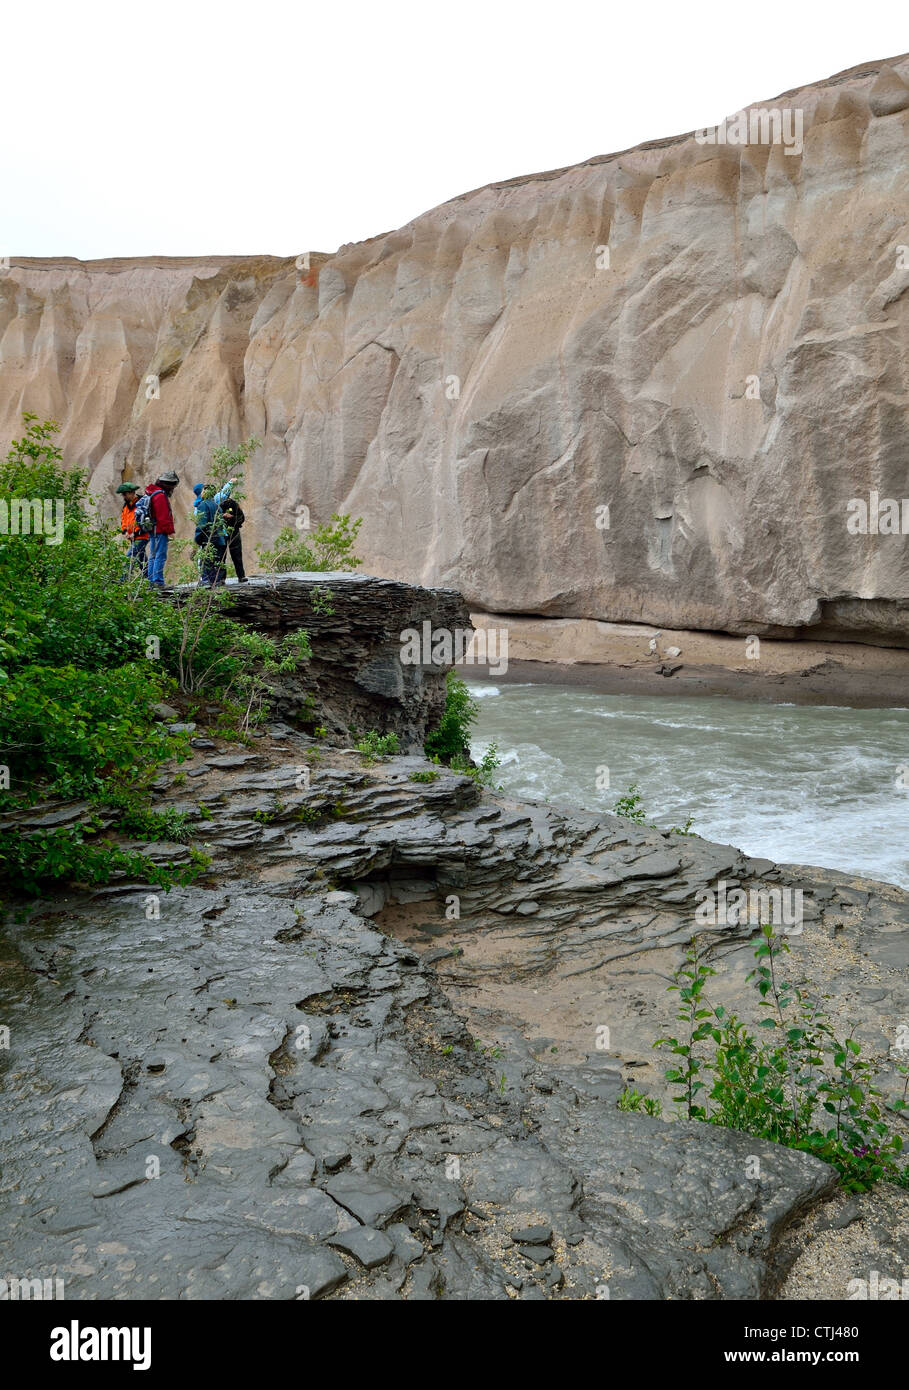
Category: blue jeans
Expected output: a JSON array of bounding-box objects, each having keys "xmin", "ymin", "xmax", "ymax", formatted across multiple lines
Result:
[{"xmin": 147, "ymin": 533, "xmax": 169, "ymax": 586}]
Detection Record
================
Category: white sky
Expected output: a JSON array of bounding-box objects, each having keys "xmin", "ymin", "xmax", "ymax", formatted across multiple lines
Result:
[{"xmin": 3, "ymin": 1, "xmax": 907, "ymax": 260}]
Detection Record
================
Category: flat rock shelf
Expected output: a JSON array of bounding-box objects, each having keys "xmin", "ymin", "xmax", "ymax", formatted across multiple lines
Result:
[{"xmin": 2, "ymin": 726, "xmax": 907, "ymax": 1300}]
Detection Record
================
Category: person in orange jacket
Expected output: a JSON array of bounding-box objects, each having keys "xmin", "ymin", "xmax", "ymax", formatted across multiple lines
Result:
[{"xmin": 116, "ymin": 481, "xmax": 149, "ymax": 578}]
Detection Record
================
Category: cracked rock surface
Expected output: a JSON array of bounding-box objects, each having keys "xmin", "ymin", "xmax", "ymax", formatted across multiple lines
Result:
[{"xmin": 2, "ymin": 730, "xmax": 907, "ymax": 1299}]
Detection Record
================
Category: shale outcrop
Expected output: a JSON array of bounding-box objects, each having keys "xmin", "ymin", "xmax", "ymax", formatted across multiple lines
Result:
[
  {"xmin": 174, "ymin": 572, "xmax": 473, "ymax": 751},
  {"xmin": 3, "ymin": 723, "xmax": 908, "ymax": 1299},
  {"xmin": 5, "ymin": 56, "xmax": 909, "ymax": 643}
]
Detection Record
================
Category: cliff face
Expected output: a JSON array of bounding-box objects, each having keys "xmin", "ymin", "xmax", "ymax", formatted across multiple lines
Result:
[{"xmin": 5, "ymin": 55, "xmax": 909, "ymax": 642}]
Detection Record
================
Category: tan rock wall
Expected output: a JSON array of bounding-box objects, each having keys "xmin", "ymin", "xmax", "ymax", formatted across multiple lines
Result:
[{"xmin": 4, "ymin": 57, "xmax": 909, "ymax": 641}]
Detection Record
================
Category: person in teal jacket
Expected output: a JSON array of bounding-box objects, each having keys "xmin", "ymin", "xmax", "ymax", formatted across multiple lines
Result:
[{"xmin": 193, "ymin": 477, "xmax": 237, "ymax": 587}]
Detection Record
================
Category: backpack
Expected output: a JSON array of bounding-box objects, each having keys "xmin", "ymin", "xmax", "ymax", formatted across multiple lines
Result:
[
  {"xmin": 134, "ymin": 492, "xmax": 156, "ymax": 535},
  {"xmin": 221, "ymin": 501, "xmax": 245, "ymax": 532}
]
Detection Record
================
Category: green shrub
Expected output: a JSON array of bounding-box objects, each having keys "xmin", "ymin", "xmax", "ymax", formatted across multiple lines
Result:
[
  {"xmin": 2, "ymin": 663, "xmax": 180, "ymax": 801},
  {"xmin": 423, "ymin": 673, "xmax": 502, "ymax": 786},
  {"xmin": 310, "ymin": 585, "xmax": 335, "ymax": 616},
  {"xmin": 612, "ymin": 783, "xmax": 647, "ymax": 823},
  {"xmin": 449, "ymin": 744, "xmax": 502, "ymax": 788},
  {"xmin": 617, "ymin": 1086, "xmax": 663, "ymax": 1117},
  {"xmin": 0, "ymin": 416, "xmax": 311, "ymax": 896},
  {"xmin": 612, "ymin": 783, "xmax": 694, "ymax": 835},
  {"xmin": 424, "ymin": 672, "xmax": 476, "ymax": 762},
  {"xmin": 356, "ymin": 730, "xmax": 400, "ymax": 764},
  {"xmin": 0, "ymin": 825, "xmax": 207, "ymax": 897},
  {"xmin": 257, "ymin": 514, "xmax": 362, "ymax": 574},
  {"xmin": 652, "ymin": 928, "xmax": 908, "ymax": 1193},
  {"xmin": 208, "ymin": 437, "xmax": 259, "ymax": 498},
  {"xmin": 172, "ymin": 612, "xmax": 312, "ymax": 729},
  {"xmin": 100, "ymin": 793, "xmax": 196, "ymax": 844}
]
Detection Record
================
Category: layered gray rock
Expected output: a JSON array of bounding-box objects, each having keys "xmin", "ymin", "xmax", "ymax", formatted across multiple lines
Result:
[
  {"xmin": 3, "ymin": 727, "xmax": 907, "ymax": 1299},
  {"xmin": 0, "ymin": 852, "xmax": 833, "ymax": 1301},
  {"xmin": 166, "ymin": 572, "xmax": 473, "ymax": 750}
]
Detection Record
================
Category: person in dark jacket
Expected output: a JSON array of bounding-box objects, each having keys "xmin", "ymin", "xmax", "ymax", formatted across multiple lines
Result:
[
  {"xmin": 219, "ymin": 496, "xmax": 247, "ymax": 582},
  {"xmin": 116, "ymin": 481, "xmax": 149, "ymax": 577},
  {"xmin": 145, "ymin": 470, "xmax": 179, "ymax": 587},
  {"xmin": 192, "ymin": 478, "xmax": 237, "ymax": 587}
]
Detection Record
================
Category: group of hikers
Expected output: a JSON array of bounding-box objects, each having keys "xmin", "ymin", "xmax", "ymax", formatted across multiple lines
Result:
[{"xmin": 116, "ymin": 469, "xmax": 248, "ymax": 588}]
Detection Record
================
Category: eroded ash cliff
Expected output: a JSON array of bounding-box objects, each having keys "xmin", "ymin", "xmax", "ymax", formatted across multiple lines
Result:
[{"xmin": 4, "ymin": 55, "xmax": 909, "ymax": 643}]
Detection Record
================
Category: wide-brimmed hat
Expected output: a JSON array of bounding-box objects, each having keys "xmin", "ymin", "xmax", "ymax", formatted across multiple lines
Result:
[
  {"xmin": 116, "ymin": 482, "xmax": 140, "ymax": 494},
  {"xmin": 156, "ymin": 470, "xmax": 180, "ymax": 485}
]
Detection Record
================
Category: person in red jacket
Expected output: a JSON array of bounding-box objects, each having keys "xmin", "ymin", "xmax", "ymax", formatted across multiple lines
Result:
[{"xmin": 145, "ymin": 470, "xmax": 180, "ymax": 587}]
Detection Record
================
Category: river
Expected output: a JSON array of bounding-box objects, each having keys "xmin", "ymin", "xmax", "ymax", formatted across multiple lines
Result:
[{"xmin": 467, "ymin": 680, "xmax": 909, "ymax": 890}]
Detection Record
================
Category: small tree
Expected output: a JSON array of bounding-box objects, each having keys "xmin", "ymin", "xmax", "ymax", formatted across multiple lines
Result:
[
  {"xmin": 424, "ymin": 671, "xmax": 477, "ymax": 762},
  {"xmin": 653, "ymin": 927, "xmax": 909, "ymax": 1193},
  {"xmin": 257, "ymin": 513, "xmax": 362, "ymax": 574},
  {"xmin": 208, "ymin": 437, "xmax": 260, "ymax": 497},
  {"xmin": 423, "ymin": 671, "xmax": 502, "ymax": 787}
]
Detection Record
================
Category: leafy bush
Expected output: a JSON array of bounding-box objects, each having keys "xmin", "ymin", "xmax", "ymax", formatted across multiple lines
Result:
[
  {"xmin": 423, "ymin": 673, "xmax": 502, "ymax": 786},
  {"xmin": 0, "ymin": 416, "xmax": 312, "ymax": 895},
  {"xmin": 0, "ymin": 825, "xmax": 207, "ymax": 897},
  {"xmin": 310, "ymin": 585, "xmax": 335, "ymax": 616},
  {"xmin": 449, "ymin": 744, "xmax": 502, "ymax": 788},
  {"xmin": 169, "ymin": 593, "xmax": 312, "ymax": 729},
  {"xmin": 424, "ymin": 672, "xmax": 477, "ymax": 762},
  {"xmin": 356, "ymin": 730, "xmax": 400, "ymax": 764},
  {"xmin": 652, "ymin": 928, "xmax": 908, "ymax": 1193},
  {"xmin": 257, "ymin": 514, "xmax": 362, "ymax": 574},
  {"xmin": 2, "ymin": 663, "xmax": 180, "ymax": 801},
  {"xmin": 208, "ymin": 437, "xmax": 260, "ymax": 497},
  {"xmin": 612, "ymin": 783, "xmax": 647, "ymax": 823},
  {"xmin": 100, "ymin": 793, "xmax": 196, "ymax": 844}
]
